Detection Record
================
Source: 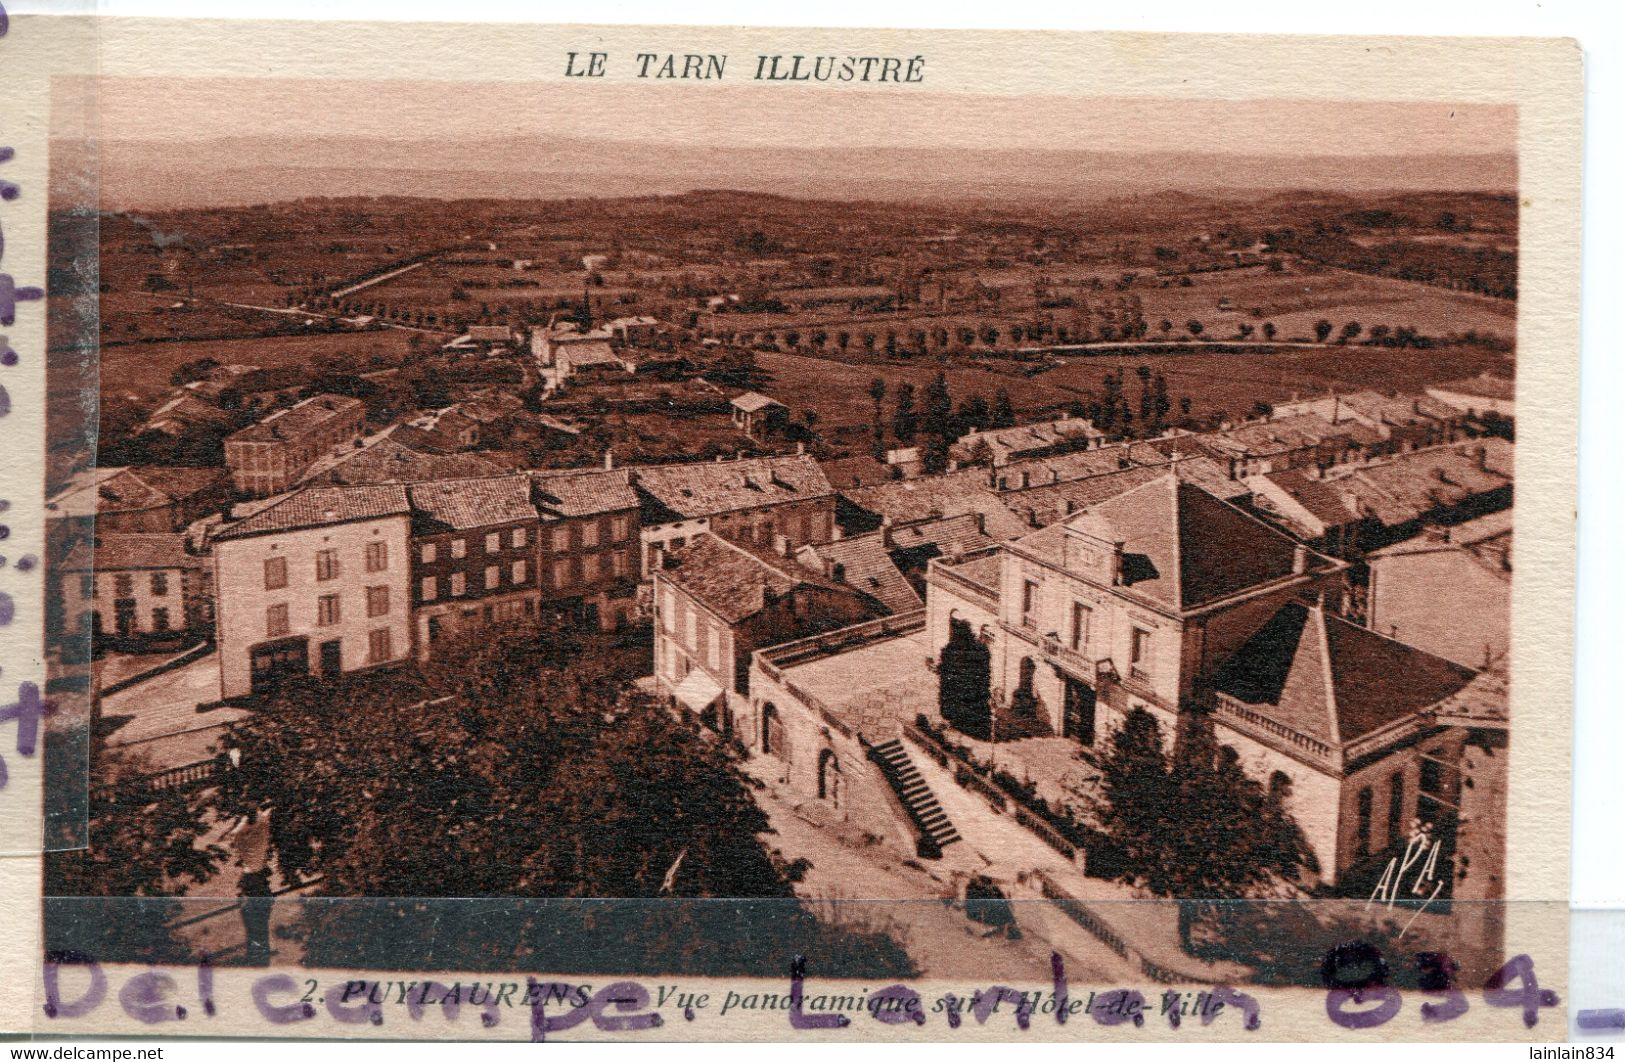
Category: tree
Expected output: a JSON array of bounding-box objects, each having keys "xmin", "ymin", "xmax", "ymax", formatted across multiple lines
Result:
[
  {"xmin": 1314, "ymin": 319, "xmax": 1334, "ymax": 343},
  {"xmin": 1185, "ymin": 319, "xmax": 1204, "ymax": 337},
  {"xmin": 1152, "ymin": 373, "xmax": 1172, "ymax": 432},
  {"xmin": 1092, "ymin": 710, "xmax": 1315, "ymax": 951},
  {"xmin": 868, "ymin": 377, "xmax": 888, "ymax": 448},
  {"xmin": 1159, "ymin": 319, "xmax": 1173, "ymax": 337},
  {"xmin": 991, "ymin": 388, "xmax": 1016, "ymax": 429},
  {"xmin": 1136, "ymin": 364, "xmax": 1153, "ymax": 426},
  {"xmin": 1262, "ymin": 321, "xmax": 1277, "ymax": 341},
  {"xmin": 923, "ymin": 371, "xmax": 953, "ymax": 444},
  {"xmin": 892, "ymin": 382, "xmax": 918, "ymax": 445},
  {"xmin": 1340, "ymin": 321, "xmax": 1363, "ymax": 344}
]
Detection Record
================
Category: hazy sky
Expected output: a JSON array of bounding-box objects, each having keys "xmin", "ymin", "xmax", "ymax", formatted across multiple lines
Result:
[{"xmin": 73, "ymin": 77, "xmax": 1515, "ymax": 156}]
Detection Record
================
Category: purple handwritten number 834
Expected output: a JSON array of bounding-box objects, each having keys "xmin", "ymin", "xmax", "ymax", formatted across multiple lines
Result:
[{"xmin": 1322, "ymin": 942, "xmax": 1557, "ymax": 1030}]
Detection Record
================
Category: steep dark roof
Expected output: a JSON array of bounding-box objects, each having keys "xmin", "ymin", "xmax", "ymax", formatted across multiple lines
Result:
[
  {"xmin": 1030, "ymin": 474, "xmax": 1317, "ymax": 612},
  {"xmin": 214, "ymin": 484, "xmax": 410, "ymax": 540},
  {"xmin": 1210, "ymin": 600, "xmax": 1477, "ymax": 745}
]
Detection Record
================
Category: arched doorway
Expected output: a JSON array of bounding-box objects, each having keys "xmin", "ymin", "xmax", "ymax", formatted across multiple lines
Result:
[
  {"xmin": 761, "ymin": 702, "xmax": 781, "ymax": 756},
  {"xmin": 938, "ymin": 617, "xmax": 992, "ymax": 739},
  {"xmin": 817, "ymin": 748, "xmax": 841, "ymax": 806}
]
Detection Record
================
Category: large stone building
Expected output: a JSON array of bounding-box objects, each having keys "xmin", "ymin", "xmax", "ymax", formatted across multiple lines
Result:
[
  {"xmin": 224, "ymin": 393, "xmax": 368, "ymax": 497},
  {"xmin": 633, "ymin": 453, "xmax": 838, "ymax": 575},
  {"xmin": 408, "ymin": 475, "xmax": 542, "ymax": 657},
  {"xmin": 212, "ymin": 484, "xmax": 413, "ymax": 698},
  {"xmin": 530, "ymin": 467, "xmax": 643, "ymax": 630}
]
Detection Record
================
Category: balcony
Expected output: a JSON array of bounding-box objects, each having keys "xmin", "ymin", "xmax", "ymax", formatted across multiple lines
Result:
[{"xmin": 1211, "ymin": 691, "xmax": 1339, "ymax": 769}]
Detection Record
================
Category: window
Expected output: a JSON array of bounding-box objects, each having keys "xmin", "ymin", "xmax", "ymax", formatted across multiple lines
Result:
[
  {"xmin": 485, "ymin": 564, "xmax": 500, "ymax": 590},
  {"xmin": 150, "ymin": 572, "xmax": 169, "ymax": 596},
  {"xmin": 1070, "ymin": 602, "xmax": 1091, "ymax": 652},
  {"xmin": 266, "ymin": 603, "xmax": 290, "ymax": 638},
  {"xmin": 1420, "ymin": 755, "xmax": 1444, "ymax": 795},
  {"xmin": 420, "ymin": 543, "xmax": 437, "ymax": 564},
  {"xmin": 81, "ymin": 574, "xmax": 94, "ymax": 599},
  {"xmin": 612, "ymin": 551, "xmax": 629, "ymax": 576},
  {"xmin": 450, "ymin": 572, "xmax": 466, "ymax": 596},
  {"xmin": 670, "ymin": 536, "xmax": 686, "ymax": 551},
  {"xmin": 582, "ymin": 521, "xmax": 600, "ymax": 548},
  {"xmin": 550, "ymin": 560, "xmax": 568, "ymax": 588},
  {"xmin": 485, "ymin": 532, "xmax": 500, "ymax": 553},
  {"xmin": 598, "ymin": 553, "xmax": 614, "ymax": 577},
  {"xmin": 451, "ymin": 538, "xmax": 466, "ymax": 559},
  {"xmin": 114, "ymin": 574, "xmax": 134, "ymax": 598},
  {"xmin": 365, "ymin": 541, "xmax": 388, "ymax": 572},
  {"xmin": 317, "ymin": 594, "xmax": 342, "ymax": 626},
  {"xmin": 368, "ymin": 627, "xmax": 392, "ymax": 664},
  {"xmin": 367, "ymin": 586, "xmax": 390, "ymax": 617},
  {"xmin": 316, "ymin": 549, "xmax": 339, "ymax": 581},
  {"xmin": 511, "ymin": 527, "xmax": 527, "ymax": 549},
  {"xmin": 264, "ymin": 556, "xmax": 288, "ymax": 590},
  {"xmin": 152, "ymin": 607, "xmax": 170, "ymax": 632},
  {"xmin": 421, "ymin": 576, "xmax": 437, "ymax": 601},
  {"xmin": 511, "ymin": 560, "xmax": 527, "ymax": 584},
  {"xmin": 551, "ymin": 526, "xmax": 569, "ymax": 552},
  {"xmin": 570, "ymin": 557, "xmax": 585, "ymax": 584},
  {"xmin": 611, "ymin": 515, "xmax": 629, "ymax": 542},
  {"xmin": 1387, "ymin": 771, "xmax": 1406, "ymax": 845},
  {"xmin": 1020, "ymin": 579, "xmax": 1039, "ymax": 627},
  {"xmin": 1130, "ymin": 627, "xmax": 1151, "ymax": 679},
  {"xmin": 1356, "ymin": 787, "xmax": 1374, "ymax": 857}
]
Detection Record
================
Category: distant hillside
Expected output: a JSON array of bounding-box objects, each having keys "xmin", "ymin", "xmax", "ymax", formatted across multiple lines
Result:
[{"xmin": 64, "ymin": 135, "xmax": 1518, "ymax": 210}]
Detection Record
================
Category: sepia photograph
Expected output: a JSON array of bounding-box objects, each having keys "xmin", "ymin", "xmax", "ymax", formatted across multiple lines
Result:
[{"xmin": 36, "ymin": 67, "xmax": 1527, "ymax": 1002}]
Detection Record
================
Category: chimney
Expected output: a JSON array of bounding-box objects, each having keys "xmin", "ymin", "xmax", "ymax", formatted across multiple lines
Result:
[
  {"xmin": 1110, "ymin": 541, "xmax": 1126, "ymax": 585},
  {"xmin": 973, "ymin": 511, "xmax": 986, "ymax": 535},
  {"xmin": 603, "ymin": 449, "xmax": 615, "ymax": 470},
  {"xmin": 1292, "ymin": 543, "xmax": 1308, "ymax": 574}
]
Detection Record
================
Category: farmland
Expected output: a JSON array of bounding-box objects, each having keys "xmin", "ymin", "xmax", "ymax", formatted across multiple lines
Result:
[{"xmin": 97, "ymin": 328, "xmax": 422, "ymax": 400}]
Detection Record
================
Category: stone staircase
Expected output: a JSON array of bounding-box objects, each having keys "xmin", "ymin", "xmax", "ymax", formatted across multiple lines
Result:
[{"xmin": 869, "ymin": 737, "xmax": 961, "ymax": 856}]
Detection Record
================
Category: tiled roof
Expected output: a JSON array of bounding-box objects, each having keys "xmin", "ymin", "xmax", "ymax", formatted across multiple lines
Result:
[
  {"xmin": 636, "ymin": 455, "xmax": 834, "ymax": 521},
  {"xmin": 844, "ymin": 470, "xmax": 1028, "ymax": 540},
  {"xmin": 818, "ymin": 454, "xmax": 893, "ymax": 490},
  {"xmin": 956, "ymin": 417, "xmax": 1103, "ymax": 460},
  {"xmin": 227, "ymin": 394, "xmax": 364, "ymax": 443},
  {"xmin": 1018, "ymin": 474, "xmax": 1322, "ymax": 612},
  {"xmin": 45, "ymin": 466, "xmax": 226, "ymax": 519},
  {"xmin": 1001, "ymin": 466, "xmax": 1167, "ymax": 530},
  {"xmin": 1331, "ymin": 442, "xmax": 1512, "ymax": 527},
  {"xmin": 798, "ymin": 533, "xmax": 922, "ymax": 615},
  {"xmin": 939, "ymin": 552, "xmax": 1002, "ymax": 596},
  {"xmin": 214, "ymin": 484, "xmax": 410, "ymax": 540},
  {"xmin": 885, "ymin": 513, "xmax": 997, "ymax": 559},
  {"xmin": 661, "ymin": 533, "xmax": 852, "ymax": 625},
  {"xmin": 1210, "ymin": 600, "xmax": 1476, "ymax": 746},
  {"xmin": 409, "ymin": 475, "xmax": 537, "ymax": 531},
  {"xmin": 730, "ymin": 391, "xmax": 786, "ymax": 413},
  {"xmin": 1258, "ymin": 468, "xmax": 1363, "ymax": 533},
  {"xmin": 302, "ymin": 436, "xmax": 508, "ymax": 486},
  {"xmin": 561, "ymin": 340, "xmax": 621, "ymax": 366},
  {"xmin": 60, "ymin": 533, "xmax": 197, "ymax": 572},
  {"xmin": 530, "ymin": 468, "xmax": 641, "ymax": 518}
]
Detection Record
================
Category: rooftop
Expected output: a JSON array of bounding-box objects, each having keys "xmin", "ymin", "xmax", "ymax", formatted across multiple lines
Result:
[
  {"xmin": 798, "ymin": 533, "xmax": 922, "ymax": 615},
  {"xmin": 227, "ymin": 393, "xmax": 364, "ymax": 444},
  {"xmin": 636, "ymin": 454, "xmax": 835, "ymax": 521},
  {"xmin": 1015, "ymin": 473, "xmax": 1328, "ymax": 613},
  {"xmin": 1210, "ymin": 600, "xmax": 1477, "ymax": 746},
  {"xmin": 730, "ymin": 391, "xmax": 787, "ymax": 413},
  {"xmin": 661, "ymin": 532, "xmax": 848, "ymax": 624},
  {"xmin": 530, "ymin": 467, "xmax": 641, "ymax": 518},
  {"xmin": 300, "ymin": 434, "xmax": 508, "ymax": 486},
  {"xmin": 60, "ymin": 533, "xmax": 197, "ymax": 572},
  {"xmin": 843, "ymin": 469, "xmax": 1028, "ymax": 539},
  {"xmin": 409, "ymin": 475, "xmax": 537, "ymax": 532},
  {"xmin": 45, "ymin": 466, "xmax": 226, "ymax": 519},
  {"xmin": 214, "ymin": 483, "xmax": 410, "ymax": 540}
]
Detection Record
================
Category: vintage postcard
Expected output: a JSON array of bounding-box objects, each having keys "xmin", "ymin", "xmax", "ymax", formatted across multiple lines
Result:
[{"xmin": 0, "ymin": 14, "xmax": 1582, "ymax": 1043}]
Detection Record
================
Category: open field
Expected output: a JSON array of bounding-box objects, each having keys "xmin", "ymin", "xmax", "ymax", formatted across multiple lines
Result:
[
  {"xmin": 98, "ymin": 329, "xmax": 421, "ymax": 400},
  {"xmin": 1042, "ymin": 344, "xmax": 1512, "ymax": 419}
]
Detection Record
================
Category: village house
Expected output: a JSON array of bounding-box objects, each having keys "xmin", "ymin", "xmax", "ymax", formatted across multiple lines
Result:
[
  {"xmin": 299, "ymin": 434, "xmax": 509, "ymax": 487},
  {"xmin": 950, "ymin": 414, "xmax": 1106, "ymax": 467},
  {"xmin": 794, "ymin": 532, "xmax": 922, "ymax": 615},
  {"xmin": 57, "ymin": 533, "xmax": 212, "ymax": 645},
  {"xmin": 224, "ymin": 393, "xmax": 368, "ymax": 497},
  {"xmin": 403, "ymin": 405, "xmax": 482, "ymax": 451},
  {"xmin": 652, "ymin": 532, "xmax": 883, "ymax": 733},
  {"xmin": 729, "ymin": 392, "xmax": 790, "ymax": 439},
  {"xmin": 139, "ymin": 391, "xmax": 230, "ymax": 437},
  {"xmin": 632, "ymin": 453, "xmax": 838, "ymax": 575},
  {"xmin": 1365, "ymin": 510, "xmax": 1511, "ymax": 669},
  {"xmin": 212, "ymin": 484, "xmax": 414, "ymax": 698},
  {"xmin": 1268, "ymin": 390, "xmax": 1463, "ymax": 454},
  {"xmin": 408, "ymin": 476, "xmax": 542, "ymax": 657},
  {"xmin": 45, "ymin": 466, "xmax": 230, "ymax": 542},
  {"xmin": 530, "ymin": 466, "xmax": 643, "ymax": 631}
]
